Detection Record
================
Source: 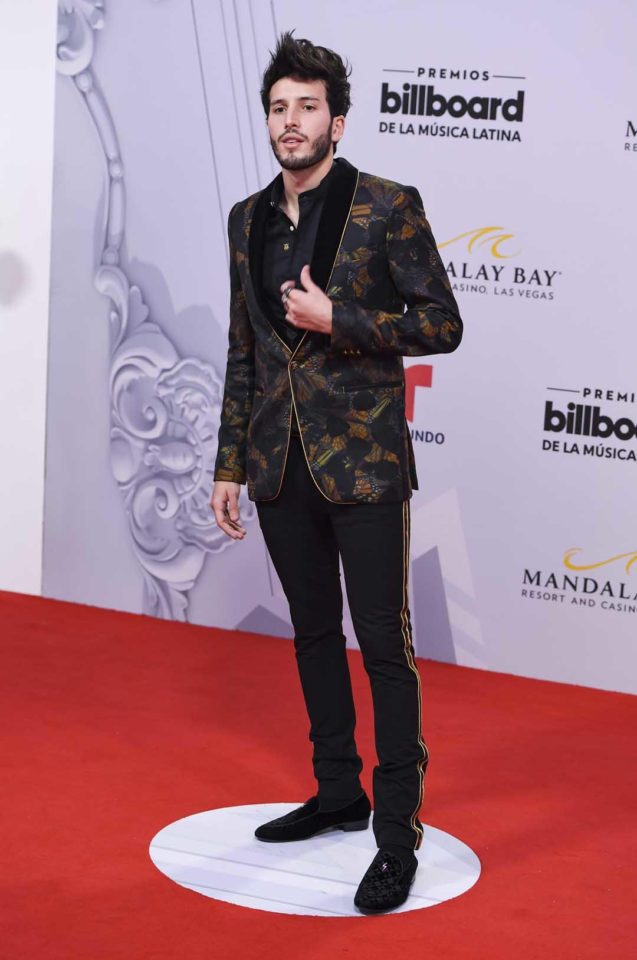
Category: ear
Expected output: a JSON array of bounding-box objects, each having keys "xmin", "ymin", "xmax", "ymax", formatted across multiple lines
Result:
[{"xmin": 331, "ymin": 115, "xmax": 345, "ymax": 144}]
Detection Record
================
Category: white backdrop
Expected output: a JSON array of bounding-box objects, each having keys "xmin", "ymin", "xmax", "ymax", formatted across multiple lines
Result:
[{"xmin": 42, "ymin": 0, "xmax": 637, "ymax": 694}]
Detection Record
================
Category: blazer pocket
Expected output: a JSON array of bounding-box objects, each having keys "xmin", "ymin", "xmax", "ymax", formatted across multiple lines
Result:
[
  {"xmin": 346, "ymin": 250, "xmax": 374, "ymax": 263},
  {"xmin": 339, "ymin": 379, "xmax": 403, "ymax": 391},
  {"xmin": 337, "ymin": 249, "xmax": 375, "ymax": 271}
]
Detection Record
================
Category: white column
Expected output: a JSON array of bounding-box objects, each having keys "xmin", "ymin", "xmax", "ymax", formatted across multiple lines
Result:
[{"xmin": 0, "ymin": 0, "xmax": 58, "ymax": 594}]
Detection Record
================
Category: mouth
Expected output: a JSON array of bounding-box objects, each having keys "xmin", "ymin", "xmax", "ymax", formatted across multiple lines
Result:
[{"xmin": 281, "ymin": 137, "xmax": 305, "ymax": 145}]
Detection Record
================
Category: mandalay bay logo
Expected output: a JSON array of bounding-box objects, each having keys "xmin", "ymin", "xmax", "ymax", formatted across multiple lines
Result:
[
  {"xmin": 438, "ymin": 226, "xmax": 562, "ymax": 301},
  {"xmin": 521, "ymin": 548, "xmax": 637, "ymax": 615}
]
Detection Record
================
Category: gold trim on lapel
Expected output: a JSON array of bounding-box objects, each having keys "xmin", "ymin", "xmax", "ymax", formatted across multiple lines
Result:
[
  {"xmin": 245, "ymin": 174, "xmax": 293, "ymax": 355},
  {"xmin": 289, "ymin": 169, "xmax": 360, "ymax": 503},
  {"xmin": 245, "ymin": 158, "xmax": 360, "ymax": 357},
  {"xmin": 290, "ymin": 167, "xmax": 360, "ymax": 363},
  {"xmin": 243, "ymin": 159, "xmax": 361, "ymax": 503}
]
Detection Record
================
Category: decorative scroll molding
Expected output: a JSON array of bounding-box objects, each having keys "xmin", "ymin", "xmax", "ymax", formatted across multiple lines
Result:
[
  {"xmin": 57, "ymin": 0, "xmax": 105, "ymax": 77},
  {"xmin": 55, "ymin": 0, "xmax": 253, "ymax": 619}
]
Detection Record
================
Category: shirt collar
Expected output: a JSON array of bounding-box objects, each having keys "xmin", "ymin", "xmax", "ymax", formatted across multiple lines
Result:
[{"xmin": 269, "ymin": 159, "xmax": 338, "ymax": 210}]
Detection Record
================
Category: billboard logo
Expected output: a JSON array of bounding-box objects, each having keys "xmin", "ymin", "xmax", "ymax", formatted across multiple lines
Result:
[
  {"xmin": 542, "ymin": 387, "xmax": 637, "ymax": 463},
  {"xmin": 380, "ymin": 83, "xmax": 524, "ymax": 123},
  {"xmin": 377, "ymin": 63, "xmax": 527, "ymax": 144},
  {"xmin": 544, "ymin": 402, "xmax": 637, "ymax": 441}
]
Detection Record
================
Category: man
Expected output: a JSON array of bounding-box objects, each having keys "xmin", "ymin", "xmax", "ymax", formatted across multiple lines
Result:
[{"xmin": 211, "ymin": 32, "xmax": 462, "ymax": 914}]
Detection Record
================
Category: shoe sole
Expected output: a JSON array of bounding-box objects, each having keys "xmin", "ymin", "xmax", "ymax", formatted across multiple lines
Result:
[{"xmin": 255, "ymin": 817, "xmax": 370, "ymax": 843}]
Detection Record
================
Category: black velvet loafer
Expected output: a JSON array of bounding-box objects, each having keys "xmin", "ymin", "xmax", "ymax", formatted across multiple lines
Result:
[
  {"xmin": 254, "ymin": 792, "xmax": 371, "ymax": 842},
  {"xmin": 354, "ymin": 848, "xmax": 418, "ymax": 914}
]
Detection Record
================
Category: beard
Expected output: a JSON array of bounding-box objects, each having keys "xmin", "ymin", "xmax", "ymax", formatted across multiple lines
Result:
[{"xmin": 270, "ymin": 126, "xmax": 333, "ymax": 171}]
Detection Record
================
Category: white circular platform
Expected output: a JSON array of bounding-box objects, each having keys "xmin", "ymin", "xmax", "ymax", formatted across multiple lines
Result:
[{"xmin": 149, "ymin": 803, "xmax": 481, "ymax": 917}]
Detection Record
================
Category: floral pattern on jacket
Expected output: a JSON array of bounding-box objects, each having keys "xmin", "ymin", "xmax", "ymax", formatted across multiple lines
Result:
[{"xmin": 214, "ymin": 158, "xmax": 463, "ymax": 503}]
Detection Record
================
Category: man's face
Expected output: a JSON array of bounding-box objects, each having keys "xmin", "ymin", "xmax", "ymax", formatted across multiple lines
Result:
[{"xmin": 267, "ymin": 77, "xmax": 344, "ymax": 171}]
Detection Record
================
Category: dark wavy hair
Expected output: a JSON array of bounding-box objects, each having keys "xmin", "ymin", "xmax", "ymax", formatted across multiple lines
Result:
[{"xmin": 260, "ymin": 31, "xmax": 352, "ymax": 120}]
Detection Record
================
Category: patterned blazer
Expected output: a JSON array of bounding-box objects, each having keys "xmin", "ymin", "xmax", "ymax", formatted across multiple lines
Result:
[{"xmin": 213, "ymin": 157, "xmax": 463, "ymax": 504}]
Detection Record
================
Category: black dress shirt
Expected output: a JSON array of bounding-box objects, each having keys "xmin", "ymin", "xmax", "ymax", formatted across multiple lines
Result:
[{"xmin": 261, "ymin": 162, "xmax": 337, "ymax": 435}]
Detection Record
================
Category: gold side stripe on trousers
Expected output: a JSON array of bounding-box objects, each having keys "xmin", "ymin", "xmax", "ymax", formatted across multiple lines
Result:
[{"xmin": 401, "ymin": 499, "xmax": 430, "ymax": 850}]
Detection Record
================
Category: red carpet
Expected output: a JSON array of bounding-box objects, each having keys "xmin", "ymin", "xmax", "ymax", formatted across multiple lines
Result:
[{"xmin": 1, "ymin": 589, "xmax": 635, "ymax": 958}]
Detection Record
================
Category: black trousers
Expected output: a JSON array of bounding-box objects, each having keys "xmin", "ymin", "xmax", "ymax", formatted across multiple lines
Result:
[{"xmin": 256, "ymin": 435, "xmax": 429, "ymax": 851}]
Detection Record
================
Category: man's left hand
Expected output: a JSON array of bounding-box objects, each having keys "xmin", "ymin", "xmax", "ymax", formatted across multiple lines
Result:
[{"xmin": 281, "ymin": 264, "xmax": 333, "ymax": 334}]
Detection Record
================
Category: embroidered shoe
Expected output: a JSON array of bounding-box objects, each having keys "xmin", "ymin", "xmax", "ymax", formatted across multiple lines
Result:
[
  {"xmin": 254, "ymin": 792, "xmax": 371, "ymax": 842},
  {"xmin": 354, "ymin": 848, "xmax": 418, "ymax": 914}
]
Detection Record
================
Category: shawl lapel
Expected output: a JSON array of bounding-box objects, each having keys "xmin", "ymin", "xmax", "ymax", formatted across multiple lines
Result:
[{"xmin": 247, "ymin": 158, "xmax": 359, "ymax": 331}]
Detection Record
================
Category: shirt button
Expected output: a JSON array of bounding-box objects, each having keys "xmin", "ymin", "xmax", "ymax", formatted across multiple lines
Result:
[{"xmin": 289, "ymin": 225, "xmax": 294, "ymax": 231}]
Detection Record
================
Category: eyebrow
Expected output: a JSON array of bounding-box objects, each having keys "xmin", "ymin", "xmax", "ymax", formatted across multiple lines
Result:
[{"xmin": 270, "ymin": 96, "xmax": 321, "ymax": 106}]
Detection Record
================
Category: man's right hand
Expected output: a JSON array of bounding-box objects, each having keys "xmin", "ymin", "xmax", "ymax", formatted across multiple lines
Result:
[{"xmin": 210, "ymin": 481, "xmax": 246, "ymax": 540}]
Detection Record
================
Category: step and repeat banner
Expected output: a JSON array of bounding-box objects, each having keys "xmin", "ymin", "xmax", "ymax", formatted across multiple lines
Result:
[{"xmin": 44, "ymin": 0, "xmax": 637, "ymax": 693}]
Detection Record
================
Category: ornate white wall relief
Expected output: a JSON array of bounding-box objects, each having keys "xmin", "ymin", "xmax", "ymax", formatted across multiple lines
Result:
[{"xmin": 55, "ymin": 0, "xmax": 254, "ymax": 620}]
